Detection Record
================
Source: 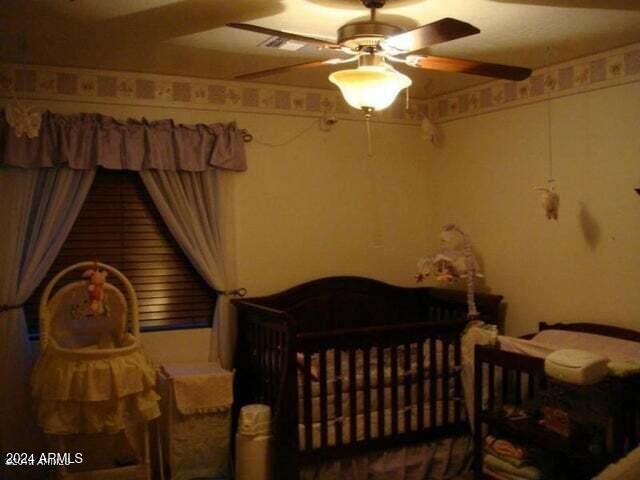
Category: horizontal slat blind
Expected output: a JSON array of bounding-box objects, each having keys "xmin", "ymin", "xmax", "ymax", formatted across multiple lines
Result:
[{"xmin": 25, "ymin": 169, "xmax": 216, "ymax": 334}]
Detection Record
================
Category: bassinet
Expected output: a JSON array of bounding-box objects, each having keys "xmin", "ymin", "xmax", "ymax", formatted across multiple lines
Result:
[{"xmin": 31, "ymin": 261, "xmax": 160, "ymax": 478}]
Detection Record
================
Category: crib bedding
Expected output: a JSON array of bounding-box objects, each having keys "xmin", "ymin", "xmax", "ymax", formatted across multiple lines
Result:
[
  {"xmin": 297, "ymin": 339, "xmax": 456, "ymax": 398},
  {"xmin": 301, "ymin": 436, "xmax": 473, "ymax": 480},
  {"xmin": 298, "ymin": 399, "xmax": 462, "ymax": 451},
  {"xmin": 298, "ymin": 378, "xmax": 457, "ymax": 422}
]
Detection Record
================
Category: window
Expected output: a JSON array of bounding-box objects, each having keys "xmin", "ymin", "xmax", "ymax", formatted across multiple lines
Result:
[{"xmin": 25, "ymin": 169, "xmax": 216, "ymax": 335}]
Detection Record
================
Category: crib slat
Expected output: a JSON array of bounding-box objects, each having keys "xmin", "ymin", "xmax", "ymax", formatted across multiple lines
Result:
[
  {"xmin": 303, "ymin": 352, "xmax": 313, "ymax": 451},
  {"xmin": 363, "ymin": 347, "xmax": 372, "ymax": 440},
  {"xmin": 515, "ymin": 370, "xmax": 522, "ymax": 405},
  {"xmin": 454, "ymin": 337, "xmax": 462, "ymax": 424},
  {"xmin": 629, "ymin": 405, "xmax": 639, "ymax": 449},
  {"xmin": 319, "ymin": 349, "xmax": 328, "ymax": 449},
  {"xmin": 403, "ymin": 342, "xmax": 412, "ymax": 432},
  {"xmin": 429, "ymin": 337, "xmax": 437, "ymax": 427},
  {"xmin": 391, "ymin": 345, "xmax": 399, "ymax": 436},
  {"xmin": 502, "ymin": 367, "xmax": 510, "ymax": 405},
  {"xmin": 377, "ymin": 344, "xmax": 385, "ymax": 437},
  {"xmin": 334, "ymin": 348, "xmax": 343, "ymax": 446},
  {"xmin": 442, "ymin": 339, "xmax": 450, "ymax": 424},
  {"xmin": 417, "ymin": 339, "xmax": 425, "ymax": 430},
  {"xmin": 488, "ymin": 362, "xmax": 495, "ymax": 412},
  {"xmin": 266, "ymin": 327, "xmax": 272, "ymax": 405},
  {"xmin": 349, "ymin": 348, "xmax": 357, "ymax": 443},
  {"xmin": 258, "ymin": 322, "xmax": 265, "ymax": 402}
]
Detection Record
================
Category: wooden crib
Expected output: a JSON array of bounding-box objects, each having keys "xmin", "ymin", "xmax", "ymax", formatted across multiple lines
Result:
[{"xmin": 232, "ymin": 276, "xmax": 503, "ymax": 480}]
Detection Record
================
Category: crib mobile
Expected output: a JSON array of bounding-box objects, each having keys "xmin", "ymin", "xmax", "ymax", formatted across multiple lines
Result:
[
  {"xmin": 31, "ymin": 261, "xmax": 160, "ymax": 479},
  {"xmin": 417, "ymin": 224, "xmax": 484, "ymax": 319}
]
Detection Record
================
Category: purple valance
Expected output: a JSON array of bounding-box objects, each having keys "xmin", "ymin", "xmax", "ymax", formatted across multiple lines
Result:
[{"xmin": 0, "ymin": 111, "xmax": 247, "ymax": 172}]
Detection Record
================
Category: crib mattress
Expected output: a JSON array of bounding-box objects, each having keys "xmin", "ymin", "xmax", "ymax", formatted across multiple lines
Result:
[{"xmin": 298, "ymin": 399, "xmax": 462, "ymax": 451}]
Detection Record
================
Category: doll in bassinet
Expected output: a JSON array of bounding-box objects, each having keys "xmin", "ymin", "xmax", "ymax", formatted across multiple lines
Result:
[{"xmin": 68, "ymin": 266, "xmax": 121, "ymax": 349}]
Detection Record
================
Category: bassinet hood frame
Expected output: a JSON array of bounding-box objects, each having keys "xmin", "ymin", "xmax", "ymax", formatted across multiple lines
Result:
[{"xmin": 39, "ymin": 261, "xmax": 140, "ymax": 351}]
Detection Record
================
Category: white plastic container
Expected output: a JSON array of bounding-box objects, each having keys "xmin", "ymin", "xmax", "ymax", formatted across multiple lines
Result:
[
  {"xmin": 544, "ymin": 349, "xmax": 609, "ymax": 385},
  {"xmin": 235, "ymin": 404, "xmax": 273, "ymax": 480}
]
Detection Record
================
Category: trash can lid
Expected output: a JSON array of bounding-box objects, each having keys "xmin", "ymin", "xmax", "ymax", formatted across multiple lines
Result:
[{"xmin": 238, "ymin": 404, "xmax": 271, "ymax": 436}]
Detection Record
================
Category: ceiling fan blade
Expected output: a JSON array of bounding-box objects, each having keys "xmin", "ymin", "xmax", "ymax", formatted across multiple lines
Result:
[
  {"xmin": 407, "ymin": 55, "xmax": 532, "ymax": 81},
  {"xmin": 383, "ymin": 18, "xmax": 480, "ymax": 53},
  {"xmin": 227, "ymin": 23, "xmax": 340, "ymax": 49},
  {"xmin": 235, "ymin": 59, "xmax": 345, "ymax": 80},
  {"xmin": 489, "ymin": 0, "xmax": 640, "ymax": 9}
]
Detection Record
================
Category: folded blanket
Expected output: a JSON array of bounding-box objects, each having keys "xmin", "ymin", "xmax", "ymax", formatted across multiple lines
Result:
[
  {"xmin": 486, "ymin": 435, "xmax": 527, "ymax": 461},
  {"xmin": 485, "ymin": 453, "xmax": 544, "ymax": 480},
  {"xmin": 485, "ymin": 448, "xmax": 526, "ymax": 468}
]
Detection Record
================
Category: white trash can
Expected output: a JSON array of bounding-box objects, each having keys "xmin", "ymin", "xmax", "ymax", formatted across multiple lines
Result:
[{"xmin": 235, "ymin": 404, "xmax": 273, "ymax": 480}]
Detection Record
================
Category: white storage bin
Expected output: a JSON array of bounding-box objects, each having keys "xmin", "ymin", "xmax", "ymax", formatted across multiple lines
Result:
[{"xmin": 158, "ymin": 363, "xmax": 234, "ymax": 480}]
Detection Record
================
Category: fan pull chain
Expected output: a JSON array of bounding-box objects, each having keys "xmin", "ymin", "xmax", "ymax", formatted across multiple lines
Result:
[
  {"xmin": 363, "ymin": 117, "xmax": 383, "ymax": 247},
  {"xmin": 366, "ymin": 115, "xmax": 372, "ymax": 156},
  {"xmin": 405, "ymin": 87, "xmax": 410, "ymax": 110}
]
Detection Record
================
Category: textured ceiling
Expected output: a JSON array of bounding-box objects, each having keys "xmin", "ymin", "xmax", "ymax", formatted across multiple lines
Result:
[{"xmin": 3, "ymin": 0, "xmax": 640, "ymax": 98}]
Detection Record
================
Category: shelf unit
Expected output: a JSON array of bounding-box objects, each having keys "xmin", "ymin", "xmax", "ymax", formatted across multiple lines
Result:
[{"xmin": 473, "ymin": 336, "xmax": 640, "ymax": 480}]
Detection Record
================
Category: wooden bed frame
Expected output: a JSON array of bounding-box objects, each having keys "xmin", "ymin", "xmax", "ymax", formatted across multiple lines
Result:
[
  {"xmin": 473, "ymin": 322, "xmax": 640, "ymax": 480},
  {"xmin": 232, "ymin": 276, "xmax": 503, "ymax": 480}
]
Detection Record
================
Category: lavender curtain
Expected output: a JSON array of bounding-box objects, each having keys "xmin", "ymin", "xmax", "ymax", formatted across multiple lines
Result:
[
  {"xmin": 0, "ymin": 166, "xmax": 96, "ymax": 479},
  {"xmin": 1, "ymin": 111, "xmax": 247, "ymax": 172},
  {"xmin": 139, "ymin": 169, "xmax": 238, "ymax": 368}
]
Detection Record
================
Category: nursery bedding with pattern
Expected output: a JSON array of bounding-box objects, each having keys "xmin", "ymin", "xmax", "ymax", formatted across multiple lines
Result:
[{"xmin": 297, "ymin": 340, "xmax": 461, "ymax": 449}]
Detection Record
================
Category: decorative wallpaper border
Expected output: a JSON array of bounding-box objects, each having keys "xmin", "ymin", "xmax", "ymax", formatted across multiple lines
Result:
[
  {"xmin": 2, "ymin": 41, "xmax": 638, "ymax": 126},
  {"xmin": 0, "ymin": 63, "xmax": 428, "ymax": 125},
  {"xmin": 429, "ymin": 41, "xmax": 640, "ymax": 123}
]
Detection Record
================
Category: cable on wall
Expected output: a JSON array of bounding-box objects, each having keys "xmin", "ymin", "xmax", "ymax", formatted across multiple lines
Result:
[{"xmin": 249, "ymin": 115, "xmax": 337, "ymax": 147}]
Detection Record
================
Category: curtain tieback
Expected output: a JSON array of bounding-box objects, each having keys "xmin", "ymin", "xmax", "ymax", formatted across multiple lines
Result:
[
  {"xmin": 216, "ymin": 288, "xmax": 247, "ymax": 297},
  {"xmin": 0, "ymin": 303, "xmax": 25, "ymax": 312}
]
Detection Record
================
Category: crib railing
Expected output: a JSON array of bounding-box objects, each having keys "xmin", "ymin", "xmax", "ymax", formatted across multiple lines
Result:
[
  {"xmin": 292, "ymin": 320, "xmax": 469, "ymax": 463},
  {"xmin": 233, "ymin": 301, "xmax": 291, "ymax": 419}
]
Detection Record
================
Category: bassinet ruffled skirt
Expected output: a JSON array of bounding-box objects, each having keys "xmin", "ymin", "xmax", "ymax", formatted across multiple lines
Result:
[{"xmin": 31, "ymin": 334, "xmax": 160, "ymax": 434}]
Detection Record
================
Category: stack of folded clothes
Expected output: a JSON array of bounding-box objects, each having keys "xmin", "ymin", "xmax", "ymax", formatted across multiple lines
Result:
[{"xmin": 483, "ymin": 436, "xmax": 552, "ymax": 480}]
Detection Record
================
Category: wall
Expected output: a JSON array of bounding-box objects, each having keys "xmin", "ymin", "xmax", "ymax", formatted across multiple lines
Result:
[
  {"xmin": 425, "ymin": 81, "xmax": 640, "ymax": 336},
  {"xmin": 2, "ymin": 91, "xmax": 429, "ymax": 363}
]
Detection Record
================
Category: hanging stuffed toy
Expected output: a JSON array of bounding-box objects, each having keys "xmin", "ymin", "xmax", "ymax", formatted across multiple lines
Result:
[
  {"xmin": 535, "ymin": 186, "xmax": 560, "ymax": 220},
  {"xmin": 82, "ymin": 266, "xmax": 108, "ymax": 315}
]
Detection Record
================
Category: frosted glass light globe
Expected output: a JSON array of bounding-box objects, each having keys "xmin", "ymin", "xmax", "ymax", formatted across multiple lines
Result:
[{"xmin": 329, "ymin": 64, "xmax": 412, "ymax": 112}]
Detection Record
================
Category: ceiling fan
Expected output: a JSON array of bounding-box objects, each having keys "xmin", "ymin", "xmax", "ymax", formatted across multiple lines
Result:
[{"xmin": 227, "ymin": 0, "xmax": 532, "ymax": 114}]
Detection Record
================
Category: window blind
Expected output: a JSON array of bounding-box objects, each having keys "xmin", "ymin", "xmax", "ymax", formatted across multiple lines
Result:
[{"xmin": 26, "ymin": 169, "xmax": 216, "ymax": 334}]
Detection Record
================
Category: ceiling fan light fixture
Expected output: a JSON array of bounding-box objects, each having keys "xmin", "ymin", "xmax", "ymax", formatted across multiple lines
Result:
[{"xmin": 329, "ymin": 59, "xmax": 411, "ymax": 113}]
